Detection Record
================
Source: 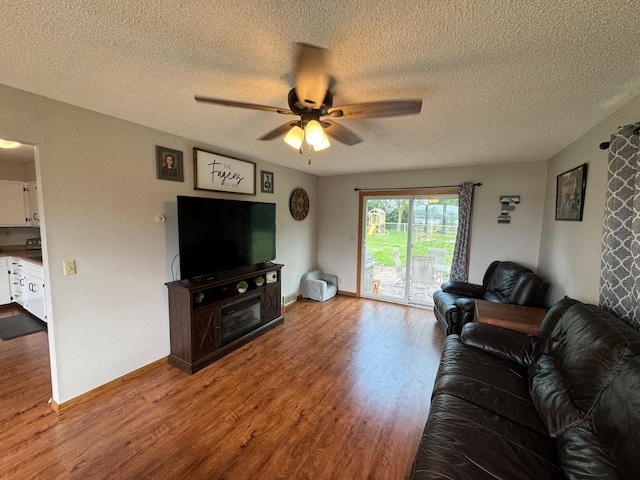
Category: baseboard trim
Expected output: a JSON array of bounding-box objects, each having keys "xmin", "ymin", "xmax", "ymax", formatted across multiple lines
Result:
[
  {"xmin": 338, "ymin": 290, "xmax": 356, "ymax": 297},
  {"xmin": 51, "ymin": 357, "xmax": 168, "ymax": 414}
]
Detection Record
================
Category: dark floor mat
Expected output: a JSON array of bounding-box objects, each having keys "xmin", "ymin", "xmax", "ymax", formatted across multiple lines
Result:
[{"xmin": 0, "ymin": 313, "xmax": 46, "ymax": 340}]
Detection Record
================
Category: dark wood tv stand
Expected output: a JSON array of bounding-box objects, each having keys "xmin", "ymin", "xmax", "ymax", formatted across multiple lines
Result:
[{"xmin": 165, "ymin": 263, "xmax": 283, "ymax": 374}]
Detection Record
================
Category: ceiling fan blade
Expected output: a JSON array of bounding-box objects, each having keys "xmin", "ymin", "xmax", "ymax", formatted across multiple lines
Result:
[
  {"xmin": 259, "ymin": 121, "xmax": 299, "ymax": 141},
  {"xmin": 327, "ymin": 100, "xmax": 422, "ymax": 120},
  {"xmin": 294, "ymin": 43, "xmax": 329, "ymax": 110},
  {"xmin": 322, "ymin": 120, "xmax": 362, "ymax": 146},
  {"xmin": 195, "ymin": 95, "xmax": 294, "ymax": 115}
]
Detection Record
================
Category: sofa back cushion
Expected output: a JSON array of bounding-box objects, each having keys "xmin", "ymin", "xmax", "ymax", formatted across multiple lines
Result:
[
  {"xmin": 546, "ymin": 303, "xmax": 640, "ymax": 413},
  {"xmin": 538, "ymin": 297, "xmax": 581, "ymax": 354},
  {"xmin": 481, "ymin": 260, "xmax": 500, "ymax": 289},
  {"xmin": 484, "ymin": 261, "xmax": 533, "ymax": 303},
  {"xmin": 507, "ymin": 272, "xmax": 545, "ymax": 306}
]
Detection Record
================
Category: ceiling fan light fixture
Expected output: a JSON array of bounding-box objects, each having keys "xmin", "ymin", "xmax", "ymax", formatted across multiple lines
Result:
[
  {"xmin": 284, "ymin": 125, "xmax": 304, "ymax": 149},
  {"xmin": 0, "ymin": 139, "xmax": 21, "ymax": 149},
  {"xmin": 305, "ymin": 120, "xmax": 325, "ymax": 146},
  {"xmin": 313, "ymin": 135, "xmax": 330, "ymax": 151}
]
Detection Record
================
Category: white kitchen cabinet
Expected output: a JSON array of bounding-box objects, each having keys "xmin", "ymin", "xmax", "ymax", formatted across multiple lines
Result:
[
  {"xmin": 0, "ymin": 181, "xmax": 28, "ymax": 226},
  {"xmin": 8, "ymin": 257, "xmax": 24, "ymax": 306},
  {"xmin": 0, "ymin": 257, "xmax": 11, "ymax": 305},
  {"xmin": 22, "ymin": 261, "xmax": 46, "ymax": 322},
  {"xmin": 1, "ymin": 256, "xmax": 46, "ymax": 321},
  {"xmin": 26, "ymin": 181, "xmax": 40, "ymax": 226}
]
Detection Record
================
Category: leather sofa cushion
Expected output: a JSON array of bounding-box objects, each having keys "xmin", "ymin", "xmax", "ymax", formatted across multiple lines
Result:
[
  {"xmin": 528, "ymin": 355, "xmax": 583, "ymax": 437},
  {"xmin": 411, "ymin": 393, "xmax": 563, "ymax": 480},
  {"xmin": 590, "ymin": 355, "xmax": 640, "ymax": 479},
  {"xmin": 547, "ymin": 303, "xmax": 640, "ymax": 413},
  {"xmin": 554, "ymin": 424, "xmax": 620, "ymax": 480},
  {"xmin": 432, "ymin": 335, "xmax": 545, "ymax": 434}
]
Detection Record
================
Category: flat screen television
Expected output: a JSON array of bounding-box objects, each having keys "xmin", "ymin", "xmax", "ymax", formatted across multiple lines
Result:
[{"xmin": 177, "ymin": 195, "xmax": 276, "ymax": 282}]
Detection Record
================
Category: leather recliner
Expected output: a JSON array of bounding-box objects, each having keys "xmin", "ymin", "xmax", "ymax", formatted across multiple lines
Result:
[{"xmin": 432, "ymin": 260, "xmax": 548, "ymax": 335}]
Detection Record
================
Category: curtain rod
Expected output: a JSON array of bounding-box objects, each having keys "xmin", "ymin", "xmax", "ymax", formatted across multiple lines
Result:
[
  {"xmin": 354, "ymin": 182, "xmax": 481, "ymax": 192},
  {"xmin": 599, "ymin": 126, "xmax": 640, "ymax": 149}
]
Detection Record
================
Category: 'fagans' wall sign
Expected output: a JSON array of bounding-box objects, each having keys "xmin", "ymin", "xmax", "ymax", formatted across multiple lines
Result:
[{"xmin": 194, "ymin": 148, "xmax": 256, "ymax": 195}]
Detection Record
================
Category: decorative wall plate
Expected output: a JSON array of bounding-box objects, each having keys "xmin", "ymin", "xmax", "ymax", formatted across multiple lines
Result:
[{"xmin": 289, "ymin": 188, "xmax": 309, "ymax": 221}]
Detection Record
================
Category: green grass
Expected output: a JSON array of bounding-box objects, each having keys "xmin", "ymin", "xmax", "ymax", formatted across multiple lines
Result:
[{"xmin": 365, "ymin": 231, "xmax": 456, "ymax": 267}]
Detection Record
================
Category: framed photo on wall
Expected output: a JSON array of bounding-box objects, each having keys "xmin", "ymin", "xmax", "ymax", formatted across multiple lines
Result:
[
  {"xmin": 555, "ymin": 163, "xmax": 588, "ymax": 221},
  {"xmin": 261, "ymin": 171, "xmax": 274, "ymax": 193},
  {"xmin": 193, "ymin": 148, "xmax": 256, "ymax": 195},
  {"xmin": 156, "ymin": 146, "xmax": 184, "ymax": 182}
]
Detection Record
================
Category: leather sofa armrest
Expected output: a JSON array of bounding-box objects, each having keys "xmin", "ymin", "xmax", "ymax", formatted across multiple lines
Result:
[
  {"xmin": 441, "ymin": 281, "xmax": 485, "ymax": 298},
  {"xmin": 455, "ymin": 297, "xmax": 477, "ymax": 329},
  {"xmin": 460, "ymin": 322, "xmax": 539, "ymax": 367},
  {"xmin": 455, "ymin": 297, "xmax": 476, "ymax": 313}
]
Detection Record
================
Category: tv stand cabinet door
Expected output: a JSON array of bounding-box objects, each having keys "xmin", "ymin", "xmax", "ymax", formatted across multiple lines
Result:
[
  {"xmin": 192, "ymin": 306, "xmax": 220, "ymax": 361},
  {"xmin": 263, "ymin": 284, "xmax": 281, "ymax": 323}
]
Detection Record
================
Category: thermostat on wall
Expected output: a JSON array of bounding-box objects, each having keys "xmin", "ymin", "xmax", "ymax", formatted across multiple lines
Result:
[{"xmin": 266, "ymin": 271, "xmax": 277, "ymax": 284}]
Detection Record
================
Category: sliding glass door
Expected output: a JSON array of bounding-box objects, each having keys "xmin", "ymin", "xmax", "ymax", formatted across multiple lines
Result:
[{"xmin": 360, "ymin": 190, "xmax": 459, "ymax": 307}]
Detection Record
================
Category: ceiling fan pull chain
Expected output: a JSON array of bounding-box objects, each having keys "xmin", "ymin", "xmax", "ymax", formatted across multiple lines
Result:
[{"xmin": 308, "ymin": 144, "xmax": 312, "ymax": 165}]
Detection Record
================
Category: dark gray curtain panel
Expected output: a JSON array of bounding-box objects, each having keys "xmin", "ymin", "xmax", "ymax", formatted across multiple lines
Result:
[
  {"xmin": 449, "ymin": 182, "xmax": 475, "ymax": 282},
  {"xmin": 600, "ymin": 123, "xmax": 640, "ymax": 329}
]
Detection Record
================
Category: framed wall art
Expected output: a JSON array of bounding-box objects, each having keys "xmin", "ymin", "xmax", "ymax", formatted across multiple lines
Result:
[
  {"xmin": 555, "ymin": 163, "xmax": 588, "ymax": 221},
  {"xmin": 261, "ymin": 171, "xmax": 274, "ymax": 193},
  {"xmin": 193, "ymin": 148, "xmax": 256, "ymax": 195},
  {"xmin": 156, "ymin": 146, "xmax": 184, "ymax": 182}
]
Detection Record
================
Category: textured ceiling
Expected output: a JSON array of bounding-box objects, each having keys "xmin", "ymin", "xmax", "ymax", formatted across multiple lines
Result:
[{"xmin": 1, "ymin": 1, "xmax": 639, "ymax": 175}]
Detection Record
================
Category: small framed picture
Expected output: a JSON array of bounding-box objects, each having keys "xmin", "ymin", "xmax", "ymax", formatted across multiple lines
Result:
[
  {"xmin": 156, "ymin": 146, "xmax": 184, "ymax": 182},
  {"xmin": 261, "ymin": 170, "xmax": 274, "ymax": 193},
  {"xmin": 555, "ymin": 163, "xmax": 588, "ymax": 221}
]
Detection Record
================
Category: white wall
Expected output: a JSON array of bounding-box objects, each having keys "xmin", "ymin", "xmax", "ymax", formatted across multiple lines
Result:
[
  {"xmin": 318, "ymin": 161, "xmax": 548, "ymax": 292},
  {"xmin": 0, "ymin": 83, "xmax": 318, "ymax": 404},
  {"xmin": 538, "ymin": 91, "xmax": 640, "ymax": 305},
  {"xmin": 0, "ymin": 158, "xmax": 28, "ymax": 181}
]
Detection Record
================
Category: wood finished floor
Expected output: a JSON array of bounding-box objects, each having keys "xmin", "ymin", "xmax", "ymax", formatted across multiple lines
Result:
[{"xmin": 1, "ymin": 297, "xmax": 444, "ymax": 479}]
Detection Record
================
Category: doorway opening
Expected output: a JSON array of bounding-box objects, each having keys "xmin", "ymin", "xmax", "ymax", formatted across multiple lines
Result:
[
  {"xmin": 358, "ymin": 188, "xmax": 459, "ymax": 307},
  {"xmin": 0, "ymin": 138, "xmax": 53, "ymax": 406}
]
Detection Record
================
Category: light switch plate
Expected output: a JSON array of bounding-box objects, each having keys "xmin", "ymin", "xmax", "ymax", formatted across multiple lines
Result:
[{"xmin": 63, "ymin": 260, "xmax": 77, "ymax": 276}]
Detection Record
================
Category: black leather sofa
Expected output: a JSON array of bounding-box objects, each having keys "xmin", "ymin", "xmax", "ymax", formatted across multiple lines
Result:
[
  {"xmin": 433, "ymin": 260, "xmax": 548, "ymax": 335},
  {"xmin": 410, "ymin": 297, "xmax": 640, "ymax": 479}
]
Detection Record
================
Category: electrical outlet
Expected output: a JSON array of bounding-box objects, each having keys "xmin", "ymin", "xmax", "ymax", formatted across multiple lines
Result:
[
  {"xmin": 63, "ymin": 260, "xmax": 77, "ymax": 276},
  {"xmin": 339, "ymin": 277, "xmax": 343, "ymax": 284}
]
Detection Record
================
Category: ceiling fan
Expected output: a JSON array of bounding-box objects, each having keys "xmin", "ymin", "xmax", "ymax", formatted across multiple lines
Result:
[{"xmin": 194, "ymin": 43, "xmax": 422, "ymax": 154}]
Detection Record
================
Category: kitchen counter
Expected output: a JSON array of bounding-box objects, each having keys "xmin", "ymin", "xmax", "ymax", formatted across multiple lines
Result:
[{"xmin": 0, "ymin": 246, "xmax": 43, "ymax": 266}]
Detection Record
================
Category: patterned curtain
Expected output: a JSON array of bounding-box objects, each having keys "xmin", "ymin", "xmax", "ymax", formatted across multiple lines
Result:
[
  {"xmin": 600, "ymin": 123, "xmax": 640, "ymax": 330},
  {"xmin": 449, "ymin": 182, "xmax": 475, "ymax": 282}
]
